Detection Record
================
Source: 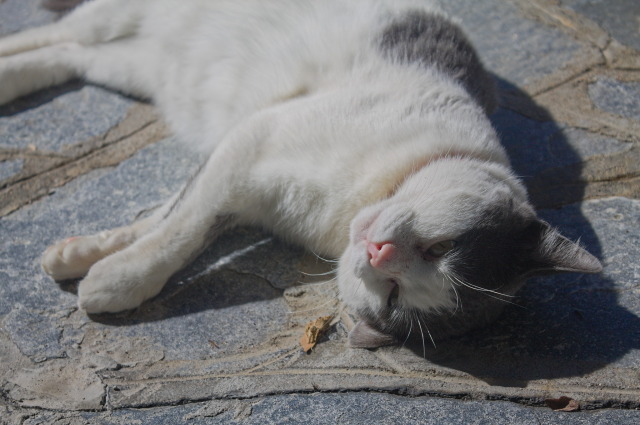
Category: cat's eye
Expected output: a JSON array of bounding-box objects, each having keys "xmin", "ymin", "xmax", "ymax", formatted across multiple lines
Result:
[{"xmin": 424, "ymin": 240, "xmax": 456, "ymax": 259}]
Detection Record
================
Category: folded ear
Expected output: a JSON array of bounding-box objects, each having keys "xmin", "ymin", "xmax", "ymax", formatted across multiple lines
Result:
[
  {"xmin": 524, "ymin": 220, "xmax": 603, "ymax": 276},
  {"xmin": 348, "ymin": 320, "xmax": 396, "ymax": 349}
]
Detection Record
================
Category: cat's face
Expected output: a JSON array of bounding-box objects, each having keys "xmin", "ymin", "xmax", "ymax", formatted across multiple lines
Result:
[{"xmin": 337, "ymin": 158, "xmax": 602, "ymax": 348}]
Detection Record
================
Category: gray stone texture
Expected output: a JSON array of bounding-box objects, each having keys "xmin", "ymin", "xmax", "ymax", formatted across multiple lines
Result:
[
  {"xmin": 589, "ymin": 78, "xmax": 640, "ymax": 121},
  {"xmin": 11, "ymin": 394, "xmax": 640, "ymax": 425},
  {"xmin": 0, "ymin": 158, "xmax": 22, "ymax": 180},
  {"xmin": 439, "ymin": 0, "xmax": 588, "ymax": 89},
  {"xmin": 560, "ymin": 0, "xmax": 640, "ymax": 51},
  {"xmin": 1, "ymin": 0, "xmax": 639, "ymax": 423},
  {"xmin": 0, "ymin": 86, "xmax": 134, "ymax": 151},
  {"xmin": 0, "ymin": 0, "xmax": 58, "ymax": 37}
]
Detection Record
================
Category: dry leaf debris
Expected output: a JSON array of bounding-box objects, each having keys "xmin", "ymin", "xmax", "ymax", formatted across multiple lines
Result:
[{"xmin": 299, "ymin": 315, "xmax": 333, "ymax": 352}]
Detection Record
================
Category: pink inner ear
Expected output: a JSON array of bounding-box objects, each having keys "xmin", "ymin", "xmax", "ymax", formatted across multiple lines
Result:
[{"xmin": 367, "ymin": 242, "xmax": 396, "ymax": 268}]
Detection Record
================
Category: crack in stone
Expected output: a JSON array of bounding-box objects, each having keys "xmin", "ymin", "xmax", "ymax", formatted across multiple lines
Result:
[
  {"xmin": 0, "ymin": 116, "xmax": 166, "ymax": 216},
  {"xmin": 531, "ymin": 66, "xmax": 598, "ymax": 98},
  {"xmin": 2, "ymin": 118, "xmax": 157, "ymax": 189},
  {"xmin": 100, "ymin": 383, "xmax": 640, "ymax": 412},
  {"xmin": 0, "ymin": 147, "xmax": 69, "ymax": 160}
]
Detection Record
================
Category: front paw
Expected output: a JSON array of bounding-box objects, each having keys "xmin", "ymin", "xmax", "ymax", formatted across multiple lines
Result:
[
  {"xmin": 42, "ymin": 236, "xmax": 97, "ymax": 281},
  {"xmin": 77, "ymin": 255, "xmax": 168, "ymax": 314}
]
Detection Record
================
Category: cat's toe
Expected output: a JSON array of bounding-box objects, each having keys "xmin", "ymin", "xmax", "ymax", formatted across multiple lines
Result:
[{"xmin": 42, "ymin": 237, "xmax": 93, "ymax": 281}]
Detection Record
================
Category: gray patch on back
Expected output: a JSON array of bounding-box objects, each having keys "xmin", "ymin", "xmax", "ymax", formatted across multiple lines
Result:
[
  {"xmin": 379, "ymin": 11, "xmax": 497, "ymax": 113},
  {"xmin": 41, "ymin": 0, "xmax": 85, "ymax": 12}
]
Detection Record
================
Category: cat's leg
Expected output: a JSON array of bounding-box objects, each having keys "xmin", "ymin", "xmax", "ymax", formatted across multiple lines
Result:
[
  {"xmin": 0, "ymin": 43, "xmax": 82, "ymax": 104},
  {"xmin": 73, "ymin": 120, "xmax": 269, "ymax": 313},
  {"xmin": 0, "ymin": 0, "xmax": 156, "ymax": 104},
  {"xmin": 42, "ymin": 215, "xmax": 160, "ymax": 282},
  {"xmin": 0, "ymin": 0, "xmax": 151, "ymax": 57},
  {"xmin": 0, "ymin": 38, "xmax": 157, "ymax": 105},
  {"xmin": 40, "ymin": 182, "xmax": 197, "ymax": 281}
]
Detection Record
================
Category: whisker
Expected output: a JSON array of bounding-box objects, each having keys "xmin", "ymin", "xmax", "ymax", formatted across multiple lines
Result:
[
  {"xmin": 300, "ymin": 269, "xmax": 337, "ymax": 277},
  {"xmin": 417, "ymin": 314, "xmax": 436, "ymax": 351},
  {"xmin": 403, "ymin": 315, "xmax": 413, "ymax": 347},
  {"xmin": 448, "ymin": 273, "xmax": 515, "ymax": 298},
  {"xmin": 445, "ymin": 274, "xmax": 523, "ymax": 308},
  {"xmin": 415, "ymin": 312, "xmax": 426, "ymax": 358},
  {"xmin": 310, "ymin": 250, "xmax": 339, "ymax": 264},
  {"xmin": 444, "ymin": 276, "xmax": 462, "ymax": 315}
]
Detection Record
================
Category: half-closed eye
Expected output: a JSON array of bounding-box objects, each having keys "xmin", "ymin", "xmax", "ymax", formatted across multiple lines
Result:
[{"xmin": 424, "ymin": 240, "xmax": 456, "ymax": 259}]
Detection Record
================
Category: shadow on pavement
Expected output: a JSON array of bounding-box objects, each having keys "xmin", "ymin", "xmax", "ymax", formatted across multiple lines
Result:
[
  {"xmin": 405, "ymin": 77, "xmax": 640, "ymax": 384},
  {"xmin": 0, "ymin": 80, "xmax": 85, "ymax": 117},
  {"xmin": 83, "ymin": 227, "xmax": 303, "ymax": 325}
]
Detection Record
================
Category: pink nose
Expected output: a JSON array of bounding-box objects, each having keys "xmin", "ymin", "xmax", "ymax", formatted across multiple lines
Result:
[{"xmin": 367, "ymin": 242, "xmax": 396, "ymax": 268}]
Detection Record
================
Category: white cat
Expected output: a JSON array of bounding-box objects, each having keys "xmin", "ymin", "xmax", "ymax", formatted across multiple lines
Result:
[{"xmin": 0, "ymin": 0, "xmax": 602, "ymax": 348}]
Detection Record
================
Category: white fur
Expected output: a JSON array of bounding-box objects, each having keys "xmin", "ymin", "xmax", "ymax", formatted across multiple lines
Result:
[
  {"xmin": 338, "ymin": 158, "xmax": 532, "ymax": 316},
  {"xmin": 1, "ymin": 0, "xmax": 529, "ymax": 321}
]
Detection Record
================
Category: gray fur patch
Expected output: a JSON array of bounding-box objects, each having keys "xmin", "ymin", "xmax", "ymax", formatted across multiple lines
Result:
[
  {"xmin": 446, "ymin": 204, "xmax": 536, "ymax": 297},
  {"xmin": 41, "ymin": 0, "xmax": 85, "ymax": 12},
  {"xmin": 379, "ymin": 11, "xmax": 497, "ymax": 113}
]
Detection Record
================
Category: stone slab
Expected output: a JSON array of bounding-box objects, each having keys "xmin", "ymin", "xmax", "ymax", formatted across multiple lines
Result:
[
  {"xmin": 560, "ymin": 0, "xmax": 640, "ymax": 51},
  {"xmin": 7, "ymin": 393, "xmax": 640, "ymax": 425},
  {"xmin": 0, "ymin": 158, "xmax": 22, "ymax": 181},
  {"xmin": 0, "ymin": 86, "xmax": 133, "ymax": 152},
  {"xmin": 0, "ymin": 0, "xmax": 58, "ymax": 37},
  {"xmin": 589, "ymin": 78, "xmax": 640, "ymax": 121},
  {"xmin": 440, "ymin": 0, "xmax": 597, "ymax": 91}
]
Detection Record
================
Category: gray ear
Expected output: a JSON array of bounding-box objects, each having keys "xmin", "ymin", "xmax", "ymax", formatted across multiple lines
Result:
[
  {"xmin": 348, "ymin": 320, "xmax": 396, "ymax": 349},
  {"xmin": 527, "ymin": 221, "xmax": 603, "ymax": 276}
]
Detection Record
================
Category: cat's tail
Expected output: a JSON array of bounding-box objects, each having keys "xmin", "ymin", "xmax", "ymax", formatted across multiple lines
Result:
[{"xmin": 41, "ymin": 0, "xmax": 86, "ymax": 12}]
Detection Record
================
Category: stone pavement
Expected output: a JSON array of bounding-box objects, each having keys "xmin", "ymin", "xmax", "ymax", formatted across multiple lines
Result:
[{"xmin": 1, "ymin": 0, "xmax": 639, "ymax": 423}]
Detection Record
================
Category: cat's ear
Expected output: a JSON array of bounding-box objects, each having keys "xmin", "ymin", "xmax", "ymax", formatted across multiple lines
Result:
[
  {"xmin": 348, "ymin": 320, "xmax": 397, "ymax": 349},
  {"xmin": 524, "ymin": 220, "xmax": 603, "ymax": 276}
]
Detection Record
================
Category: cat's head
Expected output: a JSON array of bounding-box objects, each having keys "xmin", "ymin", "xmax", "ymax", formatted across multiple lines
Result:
[{"xmin": 337, "ymin": 157, "xmax": 602, "ymax": 348}]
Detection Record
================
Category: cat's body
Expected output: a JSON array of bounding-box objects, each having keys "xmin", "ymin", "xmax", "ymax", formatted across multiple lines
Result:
[{"xmin": 0, "ymin": 0, "xmax": 602, "ymax": 348}]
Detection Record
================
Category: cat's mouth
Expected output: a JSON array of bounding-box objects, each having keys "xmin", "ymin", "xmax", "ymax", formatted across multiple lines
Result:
[{"xmin": 386, "ymin": 279, "xmax": 400, "ymax": 308}]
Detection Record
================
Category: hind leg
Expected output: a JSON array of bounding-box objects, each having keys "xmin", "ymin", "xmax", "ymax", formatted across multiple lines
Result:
[
  {"xmin": 0, "ymin": 42, "xmax": 84, "ymax": 104},
  {"xmin": 0, "ymin": 0, "xmax": 157, "ymax": 104},
  {"xmin": 42, "ymin": 215, "xmax": 160, "ymax": 282},
  {"xmin": 41, "ymin": 190, "xmax": 183, "ymax": 281},
  {"xmin": 0, "ymin": 0, "xmax": 151, "ymax": 57},
  {"xmin": 42, "ymin": 156, "xmax": 208, "ymax": 282},
  {"xmin": 0, "ymin": 37, "xmax": 158, "ymax": 105}
]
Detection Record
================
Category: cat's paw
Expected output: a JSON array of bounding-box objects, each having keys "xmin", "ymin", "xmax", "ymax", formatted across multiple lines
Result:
[
  {"xmin": 77, "ymin": 253, "xmax": 167, "ymax": 314},
  {"xmin": 42, "ymin": 236, "xmax": 101, "ymax": 281}
]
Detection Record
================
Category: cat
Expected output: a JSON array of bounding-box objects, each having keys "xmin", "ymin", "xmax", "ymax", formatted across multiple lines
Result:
[{"xmin": 0, "ymin": 0, "xmax": 602, "ymax": 349}]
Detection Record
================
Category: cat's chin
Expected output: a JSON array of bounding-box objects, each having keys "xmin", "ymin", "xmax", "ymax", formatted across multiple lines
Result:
[{"xmin": 336, "ymin": 259, "xmax": 399, "ymax": 349}]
